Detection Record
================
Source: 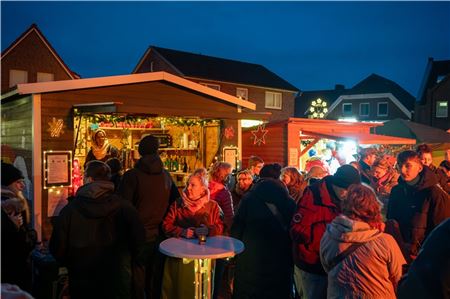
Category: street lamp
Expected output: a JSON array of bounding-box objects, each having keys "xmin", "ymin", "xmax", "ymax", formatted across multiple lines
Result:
[{"xmin": 308, "ymin": 98, "xmax": 328, "ymax": 119}]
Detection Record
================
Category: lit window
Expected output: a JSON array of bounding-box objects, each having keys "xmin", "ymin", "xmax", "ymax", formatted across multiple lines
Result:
[
  {"xmin": 378, "ymin": 102, "xmax": 388, "ymax": 117},
  {"xmin": 9, "ymin": 69, "xmax": 28, "ymax": 87},
  {"xmin": 265, "ymin": 91, "xmax": 282, "ymax": 109},
  {"xmin": 360, "ymin": 103, "xmax": 369, "ymax": 117},
  {"xmin": 199, "ymin": 82, "xmax": 221, "ymax": 91},
  {"xmin": 37, "ymin": 72, "xmax": 54, "ymax": 82},
  {"xmin": 236, "ymin": 88, "xmax": 248, "ymax": 100},
  {"xmin": 436, "ymin": 101, "xmax": 448, "ymax": 118},
  {"xmin": 342, "ymin": 103, "xmax": 352, "ymax": 116}
]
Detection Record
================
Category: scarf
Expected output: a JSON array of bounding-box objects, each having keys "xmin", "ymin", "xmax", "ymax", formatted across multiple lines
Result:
[
  {"xmin": 91, "ymin": 139, "xmax": 110, "ymax": 160},
  {"xmin": 182, "ymin": 188, "xmax": 210, "ymax": 213}
]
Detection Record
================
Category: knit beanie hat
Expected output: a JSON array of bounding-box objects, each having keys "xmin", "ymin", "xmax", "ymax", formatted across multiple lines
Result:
[
  {"xmin": 138, "ymin": 135, "xmax": 159, "ymax": 156},
  {"xmin": 331, "ymin": 164, "xmax": 361, "ymax": 188},
  {"xmin": 1, "ymin": 161, "xmax": 24, "ymax": 186},
  {"xmin": 259, "ymin": 163, "xmax": 282, "ymax": 179}
]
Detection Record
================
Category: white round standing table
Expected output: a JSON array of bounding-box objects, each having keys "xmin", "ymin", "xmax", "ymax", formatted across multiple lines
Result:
[{"xmin": 159, "ymin": 235, "xmax": 244, "ymax": 299}]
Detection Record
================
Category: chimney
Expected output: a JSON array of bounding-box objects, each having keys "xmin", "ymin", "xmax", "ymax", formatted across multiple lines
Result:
[{"xmin": 335, "ymin": 84, "xmax": 345, "ymax": 90}]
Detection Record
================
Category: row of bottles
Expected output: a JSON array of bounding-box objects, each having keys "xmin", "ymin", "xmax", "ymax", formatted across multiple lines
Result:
[{"xmin": 164, "ymin": 155, "xmax": 189, "ymax": 173}]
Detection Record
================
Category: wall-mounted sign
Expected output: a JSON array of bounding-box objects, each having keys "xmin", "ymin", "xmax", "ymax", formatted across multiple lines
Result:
[
  {"xmin": 43, "ymin": 150, "xmax": 72, "ymax": 189},
  {"xmin": 223, "ymin": 146, "xmax": 239, "ymax": 170}
]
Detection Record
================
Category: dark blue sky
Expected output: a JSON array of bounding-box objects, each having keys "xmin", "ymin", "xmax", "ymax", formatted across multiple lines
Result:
[{"xmin": 2, "ymin": 1, "xmax": 449, "ymax": 96}]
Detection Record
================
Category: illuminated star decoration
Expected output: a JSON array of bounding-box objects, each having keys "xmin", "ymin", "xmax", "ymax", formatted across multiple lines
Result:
[
  {"xmin": 308, "ymin": 98, "xmax": 328, "ymax": 119},
  {"xmin": 224, "ymin": 126, "xmax": 235, "ymax": 140},
  {"xmin": 251, "ymin": 124, "xmax": 268, "ymax": 146},
  {"xmin": 47, "ymin": 117, "xmax": 65, "ymax": 138}
]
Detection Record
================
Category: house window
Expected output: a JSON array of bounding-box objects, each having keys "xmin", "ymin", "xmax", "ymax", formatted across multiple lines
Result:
[
  {"xmin": 265, "ymin": 91, "xmax": 282, "ymax": 109},
  {"xmin": 360, "ymin": 103, "xmax": 369, "ymax": 117},
  {"xmin": 436, "ymin": 101, "xmax": 448, "ymax": 118},
  {"xmin": 236, "ymin": 88, "xmax": 248, "ymax": 100},
  {"xmin": 199, "ymin": 82, "xmax": 221, "ymax": 91},
  {"xmin": 37, "ymin": 72, "xmax": 54, "ymax": 82},
  {"xmin": 9, "ymin": 69, "xmax": 28, "ymax": 87},
  {"xmin": 342, "ymin": 103, "xmax": 352, "ymax": 116},
  {"xmin": 150, "ymin": 61, "xmax": 154, "ymax": 72},
  {"xmin": 377, "ymin": 102, "xmax": 388, "ymax": 116}
]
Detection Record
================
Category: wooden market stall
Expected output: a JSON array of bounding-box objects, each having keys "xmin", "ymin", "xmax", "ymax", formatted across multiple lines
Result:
[
  {"xmin": 242, "ymin": 117, "xmax": 416, "ymax": 169},
  {"xmin": 1, "ymin": 71, "xmax": 256, "ymax": 242}
]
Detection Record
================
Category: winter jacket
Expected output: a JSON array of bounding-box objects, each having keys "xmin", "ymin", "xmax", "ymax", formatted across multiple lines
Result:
[
  {"xmin": 230, "ymin": 183, "xmax": 252, "ymax": 213},
  {"xmin": 49, "ymin": 180, "xmax": 145, "ymax": 299},
  {"xmin": 290, "ymin": 176, "xmax": 341, "ymax": 275},
  {"xmin": 231, "ymin": 178, "xmax": 296, "ymax": 299},
  {"xmin": 209, "ymin": 180, "xmax": 234, "ymax": 232},
  {"xmin": 430, "ymin": 164, "xmax": 450, "ymax": 194},
  {"xmin": 118, "ymin": 154, "xmax": 179, "ymax": 241},
  {"xmin": 398, "ymin": 218, "xmax": 450, "ymax": 299},
  {"xmin": 162, "ymin": 198, "xmax": 224, "ymax": 238},
  {"xmin": 320, "ymin": 215, "xmax": 406, "ymax": 299},
  {"xmin": 387, "ymin": 166, "xmax": 450, "ymax": 258}
]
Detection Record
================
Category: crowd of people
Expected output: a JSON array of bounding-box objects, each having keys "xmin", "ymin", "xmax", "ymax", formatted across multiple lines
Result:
[{"xmin": 1, "ymin": 136, "xmax": 450, "ymax": 299}]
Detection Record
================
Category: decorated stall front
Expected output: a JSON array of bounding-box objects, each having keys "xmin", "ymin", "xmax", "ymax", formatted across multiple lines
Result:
[
  {"xmin": 242, "ymin": 118, "xmax": 416, "ymax": 171},
  {"xmin": 1, "ymin": 71, "xmax": 256, "ymax": 241}
]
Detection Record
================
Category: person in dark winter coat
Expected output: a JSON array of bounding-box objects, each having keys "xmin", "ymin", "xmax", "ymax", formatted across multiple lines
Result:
[
  {"xmin": 1, "ymin": 162, "xmax": 35, "ymax": 292},
  {"xmin": 118, "ymin": 135, "xmax": 179, "ymax": 299},
  {"xmin": 416, "ymin": 144, "xmax": 450, "ymax": 194},
  {"xmin": 49, "ymin": 160, "xmax": 145, "ymax": 299},
  {"xmin": 397, "ymin": 218, "xmax": 450, "ymax": 299},
  {"xmin": 387, "ymin": 150, "xmax": 450, "ymax": 262},
  {"xmin": 290, "ymin": 165, "xmax": 362, "ymax": 299},
  {"xmin": 231, "ymin": 178, "xmax": 296, "ymax": 299}
]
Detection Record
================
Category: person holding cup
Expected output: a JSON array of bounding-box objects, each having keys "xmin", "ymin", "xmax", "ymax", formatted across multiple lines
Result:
[{"xmin": 161, "ymin": 171, "xmax": 224, "ymax": 298}]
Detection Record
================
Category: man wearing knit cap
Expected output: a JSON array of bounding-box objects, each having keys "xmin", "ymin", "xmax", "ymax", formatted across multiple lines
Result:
[
  {"xmin": 290, "ymin": 164, "xmax": 361, "ymax": 299},
  {"xmin": 1, "ymin": 161, "xmax": 33, "ymax": 292},
  {"xmin": 118, "ymin": 135, "xmax": 179, "ymax": 299}
]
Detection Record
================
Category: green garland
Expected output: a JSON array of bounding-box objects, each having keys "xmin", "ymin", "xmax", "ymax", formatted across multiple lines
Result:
[{"xmin": 75, "ymin": 113, "xmax": 219, "ymax": 128}]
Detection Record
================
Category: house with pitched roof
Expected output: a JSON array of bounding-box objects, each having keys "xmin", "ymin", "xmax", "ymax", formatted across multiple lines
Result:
[
  {"xmin": 1, "ymin": 24, "xmax": 79, "ymax": 94},
  {"xmin": 132, "ymin": 46, "xmax": 299, "ymax": 122},
  {"xmin": 295, "ymin": 73, "xmax": 415, "ymax": 122},
  {"xmin": 414, "ymin": 57, "xmax": 450, "ymax": 131}
]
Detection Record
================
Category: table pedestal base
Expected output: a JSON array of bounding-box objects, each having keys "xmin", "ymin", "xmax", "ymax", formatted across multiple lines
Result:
[{"xmin": 194, "ymin": 258, "xmax": 212, "ymax": 299}]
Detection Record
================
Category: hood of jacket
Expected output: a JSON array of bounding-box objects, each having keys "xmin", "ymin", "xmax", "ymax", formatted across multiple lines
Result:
[
  {"xmin": 251, "ymin": 178, "xmax": 291, "ymax": 204},
  {"xmin": 397, "ymin": 166, "xmax": 439, "ymax": 191},
  {"xmin": 326, "ymin": 215, "xmax": 381, "ymax": 244},
  {"xmin": 74, "ymin": 180, "xmax": 120, "ymax": 219},
  {"xmin": 135, "ymin": 154, "xmax": 164, "ymax": 175}
]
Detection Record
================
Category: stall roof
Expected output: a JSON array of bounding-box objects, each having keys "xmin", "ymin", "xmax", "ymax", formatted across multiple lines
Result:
[
  {"xmin": 301, "ymin": 130, "xmax": 416, "ymax": 145},
  {"xmin": 2, "ymin": 71, "xmax": 256, "ymax": 112},
  {"xmin": 284, "ymin": 117, "xmax": 416, "ymax": 145}
]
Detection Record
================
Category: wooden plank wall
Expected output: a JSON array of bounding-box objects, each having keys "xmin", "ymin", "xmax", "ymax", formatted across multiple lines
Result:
[{"xmin": 241, "ymin": 122, "xmax": 287, "ymax": 168}]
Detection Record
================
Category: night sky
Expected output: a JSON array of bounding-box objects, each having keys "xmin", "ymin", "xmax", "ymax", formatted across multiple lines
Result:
[{"xmin": 2, "ymin": 1, "xmax": 449, "ymax": 97}]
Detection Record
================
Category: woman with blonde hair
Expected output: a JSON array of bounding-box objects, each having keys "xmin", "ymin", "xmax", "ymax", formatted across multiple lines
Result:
[
  {"xmin": 161, "ymin": 172, "xmax": 224, "ymax": 299},
  {"xmin": 320, "ymin": 184, "xmax": 406, "ymax": 299},
  {"xmin": 280, "ymin": 167, "xmax": 307, "ymax": 204}
]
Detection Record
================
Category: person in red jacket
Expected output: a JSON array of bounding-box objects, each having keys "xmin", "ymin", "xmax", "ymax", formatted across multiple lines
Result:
[{"xmin": 290, "ymin": 165, "xmax": 361, "ymax": 299}]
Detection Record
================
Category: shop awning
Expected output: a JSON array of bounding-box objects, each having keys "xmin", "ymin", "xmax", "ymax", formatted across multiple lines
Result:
[{"xmin": 301, "ymin": 130, "xmax": 416, "ymax": 145}]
